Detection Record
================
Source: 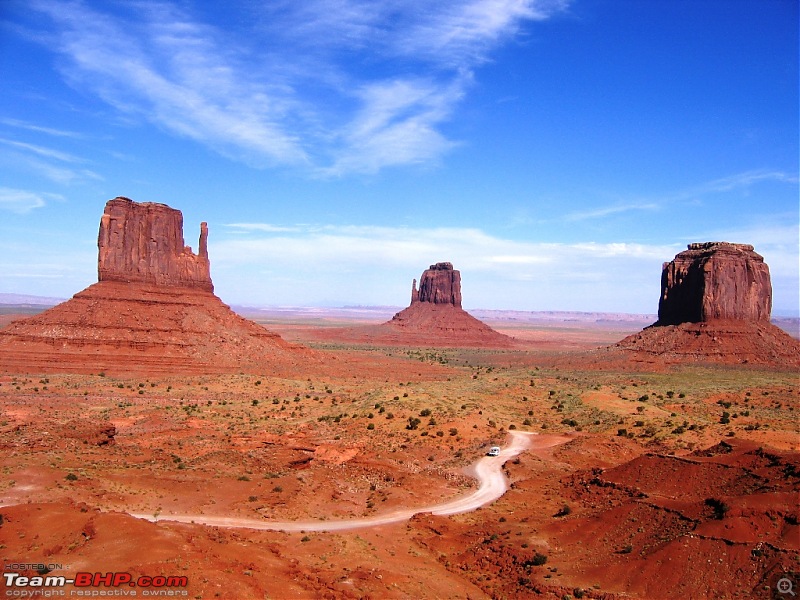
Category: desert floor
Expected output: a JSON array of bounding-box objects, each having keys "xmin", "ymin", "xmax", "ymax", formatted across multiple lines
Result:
[{"xmin": 1, "ymin": 312, "xmax": 798, "ymax": 599}]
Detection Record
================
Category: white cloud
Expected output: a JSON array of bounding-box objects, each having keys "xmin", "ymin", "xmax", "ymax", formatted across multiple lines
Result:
[
  {"xmin": 208, "ymin": 223, "xmax": 678, "ymax": 310},
  {"xmin": 564, "ymin": 202, "xmax": 659, "ymax": 221},
  {"xmin": 395, "ymin": 0, "xmax": 567, "ymax": 67},
  {"xmin": 0, "ymin": 118, "xmax": 84, "ymax": 138},
  {"xmin": 0, "ymin": 188, "xmax": 62, "ymax": 213},
  {"xmin": 0, "ymin": 138, "xmax": 84, "ymax": 163},
  {"xmin": 27, "ymin": 0, "xmax": 567, "ymax": 174},
  {"xmin": 206, "ymin": 221, "xmax": 798, "ymax": 313}
]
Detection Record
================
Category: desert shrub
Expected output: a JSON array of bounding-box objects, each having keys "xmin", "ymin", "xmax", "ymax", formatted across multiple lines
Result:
[
  {"xmin": 406, "ymin": 417, "xmax": 421, "ymax": 430},
  {"xmin": 65, "ymin": 473, "xmax": 78, "ymax": 481},
  {"xmin": 238, "ymin": 475, "xmax": 250, "ymax": 481},
  {"xmin": 619, "ymin": 545, "xmax": 633, "ymax": 554},
  {"xmin": 720, "ymin": 412, "xmax": 731, "ymax": 425},
  {"xmin": 420, "ymin": 408, "xmax": 432, "ymax": 417},
  {"xmin": 367, "ymin": 423, "xmax": 375, "ymax": 430},
  {"xmin": 529, "ymin": 553, "xmax": 548, "ymax": 566},
  {"xmin": 555, "ymin": 504, "xmax": 572, "ymax": 517},
  {"xmin": 705, "ymin": 497, "xmax": 730, "ymax": 520},
  {"xmin": 617, "ymin": 428, "xmax": 628, "ymax": 437}
]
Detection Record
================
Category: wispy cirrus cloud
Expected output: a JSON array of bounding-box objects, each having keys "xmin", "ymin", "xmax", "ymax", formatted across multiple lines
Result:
[
  {"xmin": 563, "ymin": 169, "xmax": 797, "ymax": 222},
  {"xmin": 684, "ymin": 169, "xmax": 798, "ymax": 197},
  {"xmin": 0, "ymin": 187, "xmax": 64, "ymax": 213},
  {"xmin": 26, "ymin": 0, "xmax": 567, "ymax": 174},
  {"xmin": 0, "ymin": 137, "xmax": 103, "ymax": 184},
  {"xmin": 0, "ymin": 138, "xmax": 85, "ymax": 163},
  {"xmin": 0, "ymin": 118, "xmax": 85, "ymax": 138},
  {"xmin": 564, "ymin": 202, "xmax": 660, "ymax": 222}
]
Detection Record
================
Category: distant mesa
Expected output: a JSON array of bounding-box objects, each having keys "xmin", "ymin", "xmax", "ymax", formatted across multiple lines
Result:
[
  {"xmin": 657, "ymin": 242, "xmax": 771, "ymax": 325},
  {"xmin": 383, "ymin": 262, "xmax": 513, "ymax": 347},
  {"xmin": 0, "ymin": 197, "xmax": 310, "ymax": 375},
  {"xmin": 615, "ymin": 242, "xmax": 799, "ymax": 368}
]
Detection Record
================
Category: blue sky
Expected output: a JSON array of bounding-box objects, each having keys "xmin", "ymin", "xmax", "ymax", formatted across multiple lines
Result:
[{"xmin": 1, "ymin": 0, "xmax": 797, "ymax": 314}]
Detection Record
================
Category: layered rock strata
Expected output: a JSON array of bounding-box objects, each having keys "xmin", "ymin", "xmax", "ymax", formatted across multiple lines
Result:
[
  {"xmin": 658, "ymin": 242, "xmax": 771, "ymax": 325},
  {"xmin": 98, "ymin": 197, "xmax": 213, "ymax": 291},
  {"xmin": 615, "ymin": 242, "xmax": 799, "ymax": 368},
  {"xmin": 413, "ymin": 262, "xmax": 462, "ymax": 307},
  {"xmin": 382, "ymin": 262, "xmax": 512, "ymax": 347},
  {"xmin": 0, "ymin": 197, "xmax": 311, "ymax": 375}
]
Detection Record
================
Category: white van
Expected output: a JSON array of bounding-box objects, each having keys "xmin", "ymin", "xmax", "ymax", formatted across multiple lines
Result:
[{"xmin": 487, "ymin": 446, "xmax": 501, "ymax": 457}]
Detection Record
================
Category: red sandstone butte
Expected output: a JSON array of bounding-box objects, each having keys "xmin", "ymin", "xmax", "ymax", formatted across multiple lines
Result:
[
  {"xmin": 0, "ymin": 197, "xmax": 311, "ymax": 376},
  {"xmin": 614, "ymin": 242, "xmax": 799, "ymax": 368},
  {"xmin": 412, "ymin": 262, "xmax": 463, "ymax": 307},
  {"xmin": 658, "ymin": 242, "xmax": 772, "ymax": 325},
  {"xmin": 384, "ymin": 262, "xmax": 513, "ymax": 347},
  {"xmin": 98, "ymin": 197, "xmax": 213, "ymax": 291}
]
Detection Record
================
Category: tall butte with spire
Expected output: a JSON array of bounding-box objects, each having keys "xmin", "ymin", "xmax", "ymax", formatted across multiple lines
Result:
[
  {"xmin": 615, "ymin": 242, "xmax": 799, "ymax": 367},
  {"xmin": 380, "ymin": 262, "xmax": 513, "ymax": 347},
  {"xmin": 0, "ymin": 197, "xmax": 311, "ymax": 375}
]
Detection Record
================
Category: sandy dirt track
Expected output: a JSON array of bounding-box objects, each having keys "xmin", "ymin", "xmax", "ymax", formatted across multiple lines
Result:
[{"xmin": 131, "ymin": 430, "xmax": 565, "ymax": 532}]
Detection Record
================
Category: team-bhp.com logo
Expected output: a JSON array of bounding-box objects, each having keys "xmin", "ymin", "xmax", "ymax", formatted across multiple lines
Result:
[{"xmin": 3, "ymin": 571, "xmax": 188, "ymax": 597}]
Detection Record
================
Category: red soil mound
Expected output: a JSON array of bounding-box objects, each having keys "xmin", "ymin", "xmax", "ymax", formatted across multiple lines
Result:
[
  {"xmin": 548, "ymin": 438, "xmax": 799, "ymax": 598},
  {"xmin": 288, "ymin": 301, "xmax": 516, "ymax": 348},
  {"xmin": 373, "ymin": 302, "xmax": 515, "ymax": 347},
  {"xmin": 612, "ymin": 320, "xmax": 800, "ymax": 369},
  {"xmin": 0, "ymin": 281, "xmax": 314, "ymax": 376}
]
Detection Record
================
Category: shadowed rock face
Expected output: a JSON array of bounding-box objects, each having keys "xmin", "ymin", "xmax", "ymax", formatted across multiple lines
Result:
[
  {"xmin": 658, "ymin": 242, "xmax": 772, "ymax": 325},
  {"xmin": 98, "ymin": 197, "xmax": 213, "ymax": 292},
  {"xmin": 412, "ymin": 262, "xmax": 462, "ymax": 308}
]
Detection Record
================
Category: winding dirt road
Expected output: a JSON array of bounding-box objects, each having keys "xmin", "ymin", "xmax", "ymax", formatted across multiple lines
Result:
[{"xmin": 132, "ymin": 430, "xmax": 567, "ymax": 532}]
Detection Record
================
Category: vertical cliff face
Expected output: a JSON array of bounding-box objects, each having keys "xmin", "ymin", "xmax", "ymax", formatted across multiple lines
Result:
[
  {"xmin": 658, "ymin": 242, "xmax": 772, "ymax": 325},
  {"xmin": 413, "ymin": 262, "xmax": 462, "ymax": 308},
  {"xmin": 97, "ymin": 197, "xmax": 213, "ymax": 292}
]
